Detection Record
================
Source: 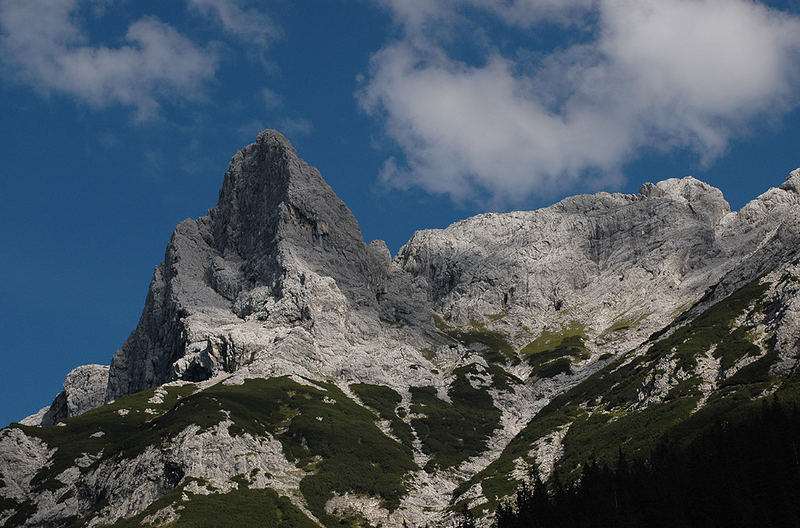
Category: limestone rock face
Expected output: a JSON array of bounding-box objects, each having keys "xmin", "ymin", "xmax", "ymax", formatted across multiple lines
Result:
[
  {"xmin": 23, "ymin": 365, "xmax": 110, "ymax": 426},
  {"xmin": 395, "ymin": 171, "xmax": 799, "ymax": 352},
  {"xmin": 4, "ymin": 131, "xmax": 800, "ymax": 528},
  {"xmin": 106, "ymin": 131, "xmax": 392, "ymax": 401}
]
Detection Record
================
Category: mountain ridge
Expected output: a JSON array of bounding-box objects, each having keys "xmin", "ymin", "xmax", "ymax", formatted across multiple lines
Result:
[{"xmin": 3, "ymin": 131, "xmax": 799, "ymax": 527}]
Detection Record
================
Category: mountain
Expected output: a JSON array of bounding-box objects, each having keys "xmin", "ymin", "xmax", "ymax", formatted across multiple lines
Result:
[{"xmin": 1, "ymin": 130, "xmax": 799, "ymax": 528}]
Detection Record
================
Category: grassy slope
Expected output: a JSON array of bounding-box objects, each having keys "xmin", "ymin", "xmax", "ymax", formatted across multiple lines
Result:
[
  {"xmin": 410, "ymin": 365, "xmax": 502, "ymax": 471},
  {"xmin": 350, "ymin": 383, "xmax": 415, "ymax": 451},
  {"xmin": 4, "ymin": 377, "xmax": 418, "ymax": 528},
  {"xmin": 101, "ymin": 482, "xmax": 318, "ymax": 528},
  {"xmin": 460, "ymin": 278, "xmax": 786, "ymax": 515},
  {"xmin": 521, "ymin": 322, "xmax": 589, "ymax": 379}
]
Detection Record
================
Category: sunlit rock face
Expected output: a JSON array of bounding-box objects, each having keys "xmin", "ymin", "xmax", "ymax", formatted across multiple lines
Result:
[{"xmin": 3, "ymin": 132, "xmax": 799, "ymax": 527}]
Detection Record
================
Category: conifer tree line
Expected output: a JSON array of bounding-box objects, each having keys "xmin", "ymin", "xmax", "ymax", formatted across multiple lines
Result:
[{"xmin": 456, "ymin": 396, "xmax": 800, "ymax": 528}]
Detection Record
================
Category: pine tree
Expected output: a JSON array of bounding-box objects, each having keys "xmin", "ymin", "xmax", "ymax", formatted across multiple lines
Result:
[{"xmin": 456, "ymin": 503, "xmax": 476, "ymax": 528}]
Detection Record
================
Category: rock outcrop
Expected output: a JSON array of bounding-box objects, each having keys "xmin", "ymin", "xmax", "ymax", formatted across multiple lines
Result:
[
  {"xmin": 22, "ymin": 365, "xmax": 109, "ymax": 426},
  {"xmin": 106, "ymin": 131, "xmax": 393, "ymax": 401}
]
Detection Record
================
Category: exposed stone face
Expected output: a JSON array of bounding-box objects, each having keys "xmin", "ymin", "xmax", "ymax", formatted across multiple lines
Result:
[
  {"xmin": 61, "ymin": 365, "xmax": 110, "ymax": 419},
  {"xmin": 22, "ymin": 365, "xmax": 110, "ymax": 426},
  {"xmin": 210, "ymin": 130, "xmax": 389, "ymax": 308},
  {"xmin": 106, "ymin": 131, "xmax": 393, "ymax": 401},
  {"xmin": 4, "ymin": 131, "xmax": 800, "ymax": 528}
]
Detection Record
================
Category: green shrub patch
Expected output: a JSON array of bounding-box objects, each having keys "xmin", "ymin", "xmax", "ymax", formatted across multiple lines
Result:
[{"xmin": 410, "ymin": 366, "xmax": 501, "ymax": 471}]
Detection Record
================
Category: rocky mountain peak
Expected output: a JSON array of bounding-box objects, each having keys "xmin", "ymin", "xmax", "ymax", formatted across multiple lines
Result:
[
  {"xmin": 4, "ymin": 132, "xmax": 800, "ymax": 528},
  {"xmin": 105, "ymin": 131, "xmax": 394, "ymax": 401},
  {"xmin": 208, "ymin": 129, "xmax": 386, "ymax": 305},
  {"xmin": 21, "ymin": 365, "xmax": 109, "ymax": 426},
  {"xmin": 210, "ymin": 129, "xmax": 299, "ymax": 258},
  {"xmin": 638, "ymin": 176, "xmax": 730, "ymax": 226},
  {"xmin": 780, "ymin": 168, "xmax": 800, "ymax": 193}
]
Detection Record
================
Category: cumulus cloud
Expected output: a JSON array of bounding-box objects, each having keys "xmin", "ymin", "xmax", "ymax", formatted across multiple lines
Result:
[
  {"xmin": 278, "ymin": 117, "xmax": 313, "ymax": 138},
  {"xmin": 0, "ymin": 0, "xmax": 217, "ymax": 119},
  {"xmin": 380, "ymin": 0, "xmax": 594, "ymax": 35},
  {"xmin": 187, "ymin": 0, "xmax": 278, "ymax": 48},
  {"xmin": 362, "ymin": 0, "xmax": 800, "ymax": 203}
]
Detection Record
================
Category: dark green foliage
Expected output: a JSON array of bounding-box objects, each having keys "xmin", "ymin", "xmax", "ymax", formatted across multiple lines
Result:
[
  {"xmin": 456, "ymin": 502, "xmax": 478, "ymax": 528},
  {"xmin": 12, "ymin": 378, "xmax": 417, "ymax": 528},
  {"xmin": 535, "ymin": 357, "xmax": 572, "ymax": 378},
  {"xmin": 410, "ymin": 366, "xmax": 501, "ymax": 470},
  {"xmin": 0, "ymin": 494, "xmax": 17, "ymax": 511},
  {"xmin": 459, "ymin": 352, "xmax": 658, "ymax": 511},
  {"xmin": 191, "ymin": 378, "xmax": 417, "ymax": 526},
  {"xmin": 721, "ymin": 350, "xmax": 779, "ymax": 387},
  {"xmin": 494, "ymin": 397, "xmax": 800, "ymax": 528},
  {"xmin": 433, "ymin": 314, "xmax": 515, "ymax": 363},
  {"xmin": 560, "ymin": 397, "xmax": 699, "ymax": 476},
  {"xmin": 350, "ymin": 383, "xmax": 415, "ymax": 450},
  {"xmin": 522, "ymin": 326, "xmax": 589, "ymax": 379},
  {"xmin": 646, "ymin": 279, "xmax": 769, "ymax": 371},
  {"xmin": 461, "ymin": 278, "xmax": 776, "ymax": 513},
  {"xmin": 483, "ymin": 363, "xmax": 522, "ymax": 392},
  {"xmin": 13, "ymin": 384, "xmax": 199, "ymax": 492},
  {"xmin": 2, "ymin": 500, "xmax": 36, "ymax": 528},
  {"xmin": 106, "ymin": 486, "xmax": 317, "ymax": 528},
  {"xmin": 56, "ymin": 488, "xmax": 76, "ymax": 504}
]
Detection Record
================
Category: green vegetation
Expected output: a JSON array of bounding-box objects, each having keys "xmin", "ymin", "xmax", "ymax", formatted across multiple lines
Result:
[
  {"xmin": 0, "ymin": 495, "xmax": 16, "ymax": 511},
  {"xmin": 350, "ymin": 383, "xmax": 415, "ymax": 450},
  {"xmin": 646, "ymin": 279, "xmax": 769, "ymax": 371},
  {"xmin": 521, "ymin": 322, "xmax": 587, "ymax": 356},
  {"xmin": 13, "ymin": 377, "xmax": 417, "ymax": 528},
  {"xmin": 494, "ymin": 397, "xmax": 800, "ymax": 528},
  {"xmin": 521, "ymin": 322, "xmax": 589, "ymax": 378},
  {"xmin": 105, "ymin": 485, "xmax": 317, "ymax": 528},
  {"xmin": 14, "ymin": 384, "xmax": 199, "ymax": 492},
  {"xmin": 185, "ymin": 378, "xmax": 417, "ymax": 526},
  {"xmin": 486, "ymin": 309, "xmax": 509, "ymax": 322},
  {"xmin": 482, "ymin": 363, "xmax": 522, "ymax": 392},
  {"xmin": 2, "ymin": 500, "xmax": 36, "ymax": 528},
  {"xmin": 410, "ymin": 366, "xmax": 502, "ymax": 471},
  {"xmin": 379, "ymin": 317, "xmax": 405, "ymax": 328},
  {"xmin": 559, "ymin": 397, "xmax": 699, "ymax": 476},
  {"xmin": 600, "ymin": 314, "xmax": 645, "ymax": 338},
  {"xmin": 461, "ymin": 278, "xmax": 779, "ymax": 515},
  {"xmin": 721, "ymin": 350, "xmax": 779, "ymax": 387},
  {"xmin": 421, "ymin": 347, "xmax": 436, "ymax": 361},
  {"xmin": 433, "ymin": 314, "xmax": 515, "ymax": 363}
]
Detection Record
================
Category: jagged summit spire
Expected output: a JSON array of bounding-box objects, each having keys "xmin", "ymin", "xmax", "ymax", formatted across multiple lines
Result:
[
  {"xmin": 106, "ymin": 130, "xmax": 392, "ymax": 399},
  {"xmin": 209, "ymin": 129, "xmax": 386, "ymax": 295},
  {"xmin": 210, "ymin": 129, "xmax": 321, "ymax": 258}
]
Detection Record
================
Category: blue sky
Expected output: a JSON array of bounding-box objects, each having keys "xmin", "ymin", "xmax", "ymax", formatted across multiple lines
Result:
[{"xmin": 1, "ymin": 0, "xmax": 800, "ymax": 426}]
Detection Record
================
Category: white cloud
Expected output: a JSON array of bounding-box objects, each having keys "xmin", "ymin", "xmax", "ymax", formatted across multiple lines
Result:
[
  {"xmin": 362, "ymin": 0, "xmax": 800, "ymax": 203},
  {"xmin": 262, "ymin": 87, "xmax": 283, "ymax": 110},
  {"xmin": 0, "ymin": 0, "xmax": 217, "ymax": 119},
  {"xmin": 278, "ymin": 117, "xmax": 313, "ymax": 138},
  {"xmin": 187, "ymin": 0, "xmax": 278, "ymax": 48},
  {"xmin": 379, "ymin": 0, "xmax": 595, "ymax": 37}
]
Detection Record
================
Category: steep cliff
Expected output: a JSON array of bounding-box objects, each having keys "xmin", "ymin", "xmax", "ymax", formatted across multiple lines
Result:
[{"xmin": 2, "ymin": 132, "xmax": 798, "ymax": 528}]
